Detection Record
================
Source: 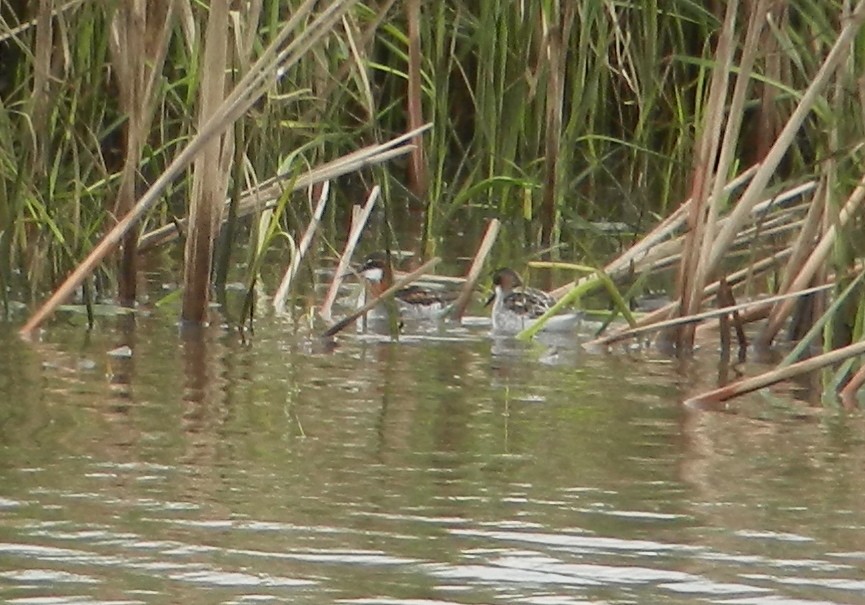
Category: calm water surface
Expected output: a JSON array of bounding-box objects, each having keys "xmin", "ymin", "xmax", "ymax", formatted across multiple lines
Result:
[{"xmin": 1, "ymin": 309, "xmax": 865, "ymax": 605}]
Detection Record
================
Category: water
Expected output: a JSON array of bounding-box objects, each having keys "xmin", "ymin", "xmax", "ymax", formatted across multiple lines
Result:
[{"xmin": 1, "ymin": 310, "xmax": 865, "ymax": 605}]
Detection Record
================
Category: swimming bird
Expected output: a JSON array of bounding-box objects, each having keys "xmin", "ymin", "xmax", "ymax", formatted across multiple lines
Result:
[
  {"xmin": 485, "ymin": 267, "xmax": 580, "ymax": 334},
  {"xmin": 350, "ymin": 252, "xmax": 457, "ymax": 320}
]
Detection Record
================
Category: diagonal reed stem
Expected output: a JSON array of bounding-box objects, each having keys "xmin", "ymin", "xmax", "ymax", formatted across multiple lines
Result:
[{"xmin": 322, "ymin": 257, "xmax": 441, "ymax": 338}]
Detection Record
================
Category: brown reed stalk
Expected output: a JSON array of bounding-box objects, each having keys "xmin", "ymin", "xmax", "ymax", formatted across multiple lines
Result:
[
  {"xmin": 695, "ymin": 0, "xmax": 768, "ymax": 301},
  {"xmin": 319, "ymin": 186, "xmax": 380, "ymax": 322},
  {"xmin": 751, "ymin": 2, "xmax": 785, "ymax": 163},
  {"xmin": 597, "ymin": 283, "xmax": 832, "ymax": 347},
  {"xmin": 136, "ymin": 127, "xmax": 430, "ymax": 252},
  {"xmin": 686, "ymin": 333, "xmax": 865, "ymax": 407},
  {"xmin": 590, "ymin": 247, "xmax": 794, "ymax": 347},
  {"xmin": 755, "ymin": 172, "xmax": 865, "ymax": 347},
  {"xmin": 109, "ymin": 0, "xmax": 174, "ymax": 305},
  {"xmin": 671, "ymin": 0, "xmax": 740, "ymax": 353},
  {"xmin": 272, "ymin": 183, "xmax": 330, "ymax": 314},
  {"xmin": 182, "ymin": 1, "xmax": 231, "ymax": 324},
  {"xmin": 30, "ymin": 0, "xmax": 52, "ymax": 169},
  {"xmin": 449, "ymin": 218, "xmax": 500, "ymax": 320},
  {"xmin": 540, "ymin": 19, "xmax": 564, "ymax": 255},
  {"xmin": 322, "ymin": 257, "xmax": 441, "ymax": 338},
  {"xmin": 840, "ymin": 353, "xmax": 865, "ymax": 400},
  {"xmin": 405, "ymin": 0, "xmax": 427, "ymax": 199}
]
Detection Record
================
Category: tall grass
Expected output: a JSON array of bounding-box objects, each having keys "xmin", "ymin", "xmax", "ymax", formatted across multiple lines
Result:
[{"xmin": 0, "ymin": 1, "xmax": 728, "ymax": 300}]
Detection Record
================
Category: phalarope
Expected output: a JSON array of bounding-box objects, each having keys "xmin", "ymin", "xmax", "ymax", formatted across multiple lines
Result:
[
  {"xmin": 485, "ymin": 267, "xmax": 580, "ymax": 334},
  {"xmin": 351, "ymin": 252, "xmax": 457, "ymax": 320}
]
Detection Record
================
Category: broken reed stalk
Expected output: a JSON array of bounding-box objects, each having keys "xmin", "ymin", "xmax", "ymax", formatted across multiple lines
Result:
[
  {"xmin": 319, "ymin": 186, "xmax": 380, "ymax": 322},
  {"xmin": 685, "ymin": 333, "xmax": 865, "ymax": 407},
  {"xmin": 137, "ymin": 126, "xmax": 431, "ymax": 252},
  {"xmin": 595, "ymin": 283, "xmax": 833, "ymax": 347},
  {"xmin": 322, "ymin": 257, "xmax": 441, "ymax": 338},
  {"xmin": 449, "ymin": 218, "xmax": 500, "ymax": 320},
  {"xmin": 756, "ymin": 171, "xmax": 865, "ymax": 347},
  {"xmin": 717, "ymin": 276, "xmax": 747, "ymax": 352},
  {"xmin": 272, "ymin": 182, "xmax": 330, "ymax": 314},
  {"xmin": 182, "ymin": 0, "xmax": 231, "ymax": 324}
]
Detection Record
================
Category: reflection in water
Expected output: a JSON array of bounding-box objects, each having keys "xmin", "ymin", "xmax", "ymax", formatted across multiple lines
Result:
[{"xmin": 1, "ymin": 318, "xmax": 865, "ymax": 605}]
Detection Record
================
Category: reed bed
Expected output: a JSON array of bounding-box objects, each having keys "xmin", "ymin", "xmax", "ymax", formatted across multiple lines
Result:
[{"xmin": 2, "ymin": 2, "xmax": 865, "ymax": 401}]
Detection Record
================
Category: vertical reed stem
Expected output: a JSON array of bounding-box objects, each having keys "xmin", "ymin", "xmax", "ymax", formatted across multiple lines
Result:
[
  {"xmin": 405, "ymin": 0, "xmax": 427, "ymax": 199},
  {"xmin": 182, "ymin": 1, "xmax": 231, "ymax": 324}
]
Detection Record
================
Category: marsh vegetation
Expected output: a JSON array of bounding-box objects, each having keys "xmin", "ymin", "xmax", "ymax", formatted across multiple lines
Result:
[{"xmin": 3, "ymin": 1, "xmax": 865, "ymax": 403}]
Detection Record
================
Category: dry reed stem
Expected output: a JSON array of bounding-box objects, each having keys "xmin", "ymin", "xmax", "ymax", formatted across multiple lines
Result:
[
  {"xmin": 342, "ymin": 15, "xmax": 374, "ymax": 116},
  {"xmin": 322, "ymin": 257, "xmax": 441, "ymax": 338},
  {"xmin": 31, "ymin": 0, "xmax": 53, "ymax": 169},
  {"xmin": 756, "ymin": 172, "xmax": 865, "ymax": 346},
  {"xmin": 774, "ymin": 182, "xmax": 825, "ymax": 294},
  {"xmin": 583, "ymin": 181, "xmax": 811, "ymax": 348},
  {"xmin": 685, "ymin": 333, "xmax": 865, "ymax": 407},
  {"xmin": 632, "ymin": 184, "xmax": 810, "ymax": 281},
  {"xmin": 182, "ymin": 0, "xmax": 231, "ymax": 323},
  {"xmin": 576, "ymin": 176, "xmax": 813, "ymax": 347},
  {"xmin": 318, "ymin": 187, "xmax": 380, "ymax": 322},
  {"xmin": 405, "ymin": 0, "xmax": 427, "ymax": 198},
  {"xmin": 137, "ymin": 126, "xmax": 431, "ymax": 251},
  {"xmin": 450, "ymin": 218, "xmax": 500, "ymax": 320},
  {"xmin": 110, "ymin": 0, "xmax": 175, "ymax": 304},
  {"xmin": 239, "ymin": 0, "xmax": 263, "ymax": 59},
  {"xmin": 840, "ymin": 355, "xmax": 865, "ymax": 399},
  {"xmin": 674, "ymin": 0, "xmax": 739, "ymax": 351},
  {"xmin": 595, "ymin": 283, "xmax": 832, "ymax": 347},
  {"xmin": 753, "ymin": 3, "xmax": 785, "ymax": 161},
  {"xmin": 701, "ymin": 0, "xmax": 768, "ymax": 264},
  {"xmin": 272, "ymin": 182, "xmax": 330, "ymax": 315},
  {"xmin": 540, "ymin": 19, "xmax": 564, "ymax": 253}
]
